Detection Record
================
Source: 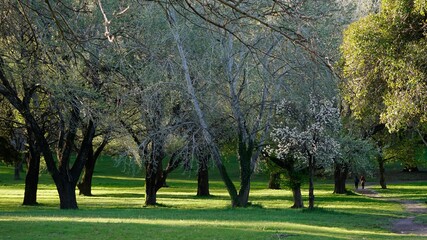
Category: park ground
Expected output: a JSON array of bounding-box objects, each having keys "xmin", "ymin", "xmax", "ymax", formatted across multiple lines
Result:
[{"xmin": 0, "ymin": 157, "xmax": 426, "ymax": 240}]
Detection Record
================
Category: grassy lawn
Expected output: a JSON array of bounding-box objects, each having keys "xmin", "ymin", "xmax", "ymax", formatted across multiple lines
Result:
[{"xmin": 0, "ymin": 157, "xmax": 426, "ymax": 239}]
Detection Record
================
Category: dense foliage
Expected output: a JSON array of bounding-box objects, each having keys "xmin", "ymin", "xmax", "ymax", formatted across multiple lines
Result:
[{"xmin": 342, "ymin": 0, "xmax": 427, "ymax": 132}]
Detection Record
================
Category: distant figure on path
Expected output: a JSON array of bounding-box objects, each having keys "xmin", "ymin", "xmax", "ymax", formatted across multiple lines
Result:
[
  {"xmin": 354, "ymin": 176, "xmax": 359, "ymax": 190},
  {"xmin": 360, "ymin": 176, "xmax": 366, "ymax": 189}
]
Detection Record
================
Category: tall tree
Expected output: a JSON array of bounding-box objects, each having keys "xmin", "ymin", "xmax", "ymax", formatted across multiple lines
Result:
[
  {"xmin": 332, "ymin": 134, "xmax": 375, "ymax": 194},
  {"xmin": 0, "ymin": 1, "xmax": 120, "ymax": 209},
  {"xmin": 341, "ymin": 0, "xmax": 427, "ymax": 135}
]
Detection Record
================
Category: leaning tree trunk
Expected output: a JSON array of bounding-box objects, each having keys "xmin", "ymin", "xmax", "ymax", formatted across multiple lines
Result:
[
  {"xmin": 268, "ymin": 172, "xmax": 281, "ymax": 189},
  {"xmin": 378, "ymin": 156, "xmax": 387, "ymax": 189},
  {"xmin": 168, "ymin": 9, "xmax": 239, "ymax": 207},
  {"xmin": 22, "ymin": 140, "xmax": 40, "ymax": 206},
  {"xmin": 333, "ymin": 163, "xmax": 349, "ymax": 194}
]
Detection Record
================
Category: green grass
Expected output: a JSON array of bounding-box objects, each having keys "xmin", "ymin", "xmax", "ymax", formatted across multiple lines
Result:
[{"xmin": 0, "ymin": 157, "xmax": 426, "ymax": 239}]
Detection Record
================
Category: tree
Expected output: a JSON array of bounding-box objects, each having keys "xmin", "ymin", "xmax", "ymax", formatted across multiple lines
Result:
[
  {"xmin": 167, "ymin": 5, "xmax": 281, "ymax": 207},
  {"xmin": 341, "ymin": 0, "xmax": 427, "ymax": 135},
  {"xmin": 0, "ymin": 1, "xmax": 122, "ymax": 209},
  {"xmin": 0, "ymin": 1, "xmax": 47, "ymax": 205},
  {"xmin": 0, "ymin": 99, "xmax": 25, "ymax": 180},
  {"xmin": 161, "ymin": 0, "xmax": 360, "ymax": 207},
  {"xmin": 77, "ymin": 133, "xmax": 110, "ymax": 196},
  {"xmin": 262, "ymin": 151, "xmax": 306, "ymax": 208},
  {"xmin": 269, "ymin": 96, "xmax": 340, "ymax": 209},
  {"xmin": 341, "ymin": 0, "xmax": 427, "ymax": 188},
  {"xmin": 332, "ymin": 134, "xmax": 375, "ymax": 194}
]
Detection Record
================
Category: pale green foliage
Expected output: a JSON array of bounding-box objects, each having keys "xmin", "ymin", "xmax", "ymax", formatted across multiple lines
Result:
[
  {"xmin": 341, "ymin": 0, "xmax": 427, "ymax": 132},
  {"xmin": 335, "ymin": 134, "xmax": 376, "ymax": 176}
]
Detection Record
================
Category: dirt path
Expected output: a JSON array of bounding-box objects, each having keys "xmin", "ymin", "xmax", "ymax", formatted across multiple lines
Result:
[{"xmin": 356, "ymin": 187, "xmax": 427, "ymax": 236}]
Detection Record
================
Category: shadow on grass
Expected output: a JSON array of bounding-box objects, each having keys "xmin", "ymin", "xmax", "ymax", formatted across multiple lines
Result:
[
  {"xmin": 157, "ymin": 194, "xmax": 229, "ymax": 201},
  {"xmin": 93, "ymin": 193, "xmax": 145, "ymax": 198}
]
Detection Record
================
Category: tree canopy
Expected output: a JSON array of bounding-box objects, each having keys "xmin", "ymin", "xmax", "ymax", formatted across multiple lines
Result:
[{"xmin": 341, "ymin": 0, "xmax": 427, "ymax": 132}]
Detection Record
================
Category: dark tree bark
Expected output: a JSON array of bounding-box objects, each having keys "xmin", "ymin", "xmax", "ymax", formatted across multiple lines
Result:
[
  {"xmin": 378, "ymin": 156, "xmax": 387, "ymax": 189},
  {"xmin": 14, "ymin": 160, "xmax": 22, "ymax": 180},
  {"xmin": 57, "ymin": 176, "xmax": 79, "ymax": 209},
  {"xmin": 235, "ymin": 139, "xmax": 254, "ymax": 207},
  {"xmin": 291, "ymin": 183, "xmax": 303, "ymax": 208},
  {"xmin": 333, "ymin": 162, "xmax": 349, "ymax": 194},
  {"xmin": 197, "ymin": 168, "xmax": 210, "ymax": 196},
  {"xmin": 145, "ymin": 150, "xmax": 182, "ymax": 206},
  {"xmin": 196, "ymin": 149, "xmax": 210, "ymax": 196},
  {"xmin": 196, "ymin": 152, "xmax": 210, "ymax": 196},
  {"xmin": 1, "ymin": 52, "xmax": 96, "ymax": 210},
  {"xmin": 77, "ymin": 137, "xmax": 108, "ymax": 196},
  {"xmin": 145, "ymin": 158, "xmax": 164, "ymax": 206},
  {"xmin": 268, "ymin": 172, "xmax": 281, "ymax": 189},
  {"xmin": 144, "ymin": 138, "xmax": 166, "ymax": 206},
  {"xmin": 53, "ymin": 120, "xmax": 95, "ymax": 209},
  {"xmin": 22, "ymin": 134, "xmax": 40, "ymax": 206},
  {"xmin": 77, "ymin": 147, "xmax": 96, "ymax": 196}
]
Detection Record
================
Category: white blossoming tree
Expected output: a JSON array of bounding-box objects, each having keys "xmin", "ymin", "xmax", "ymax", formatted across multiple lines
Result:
[{"xmin": 269, "ymin": 95, "xmax": 341, "ymax": 209}]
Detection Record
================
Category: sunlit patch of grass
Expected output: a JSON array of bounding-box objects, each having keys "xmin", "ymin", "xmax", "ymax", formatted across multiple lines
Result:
[{"xmin": 375, "ymin": 183, "xmax": 427, "ymax": 202}]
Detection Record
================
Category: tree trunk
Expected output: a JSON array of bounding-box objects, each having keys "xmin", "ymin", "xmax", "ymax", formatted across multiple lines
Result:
[
  {"xmin": 144, "ymin": 154, "xmax": 164, "ymax": 206},
  {"xmin": 56, "ymin": 176, "xmax": 78, "ymax": 209},
  {"xmin": 333, "ymin": 163, "xmax": 349, "ymax": 194},
  {"xmin": 145, "ymin": 169, "xmax": 164, "ymax": 206},
  {"xmin": 197, "ymin": 167, "xmax": 210, "ymax": 196},
  {"xmin": 378, "ymin": 156, "xmax": 387, "ymax": 189},
  {"xmin": 268, "ymin": 172, "xmax": 281, "ymax": 189},
  {"xmin": 237, "ymin": 146, "xmax": 252, "ymax": 207},
  {"xmin": 77, "ymin": 138, "xmax": 107, "ymax": 196},
  {"xmin": 145, "ymin": 175, "xmax": 158, "ymax": 206},
  {"xmin": 77, "ymin": 156, "xmax": 95, "ymax": 196},
  {"xmin": 308, "ymin": 154, "xmax": 315, "ymax": 209},
  {"xmin": 291, "ymin": 183, "xmax": 303, "ymax": 208},
  {"xmin": 22, "ymin": 145, "xmax": 40, "ymax": 205},
  {"xmin": 14, "ymin": 160, "xmax": 22, "ymax": 180}
]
